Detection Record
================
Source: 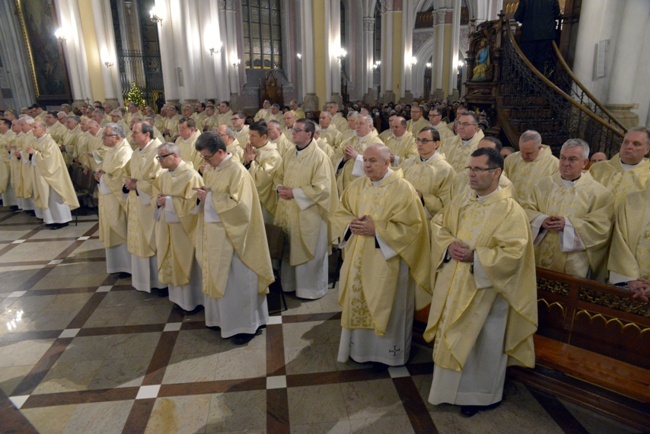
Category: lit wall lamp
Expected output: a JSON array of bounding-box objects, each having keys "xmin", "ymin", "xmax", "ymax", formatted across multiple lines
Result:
[
  {"xmin": 372, "ymin": 60, "xmax": 381, "ymax": 69},
  {"xmin": 456, "ymin": 59, "xmax": 465, "ymax": 68},
  {"xmin": 209, "ymin": 41, "xmax": 223, "ymax": 56},
  {"xmin": 54, "ymin": 28, "xmax": 67, "ymax": 42},
  {"xmin": 426, "ymin": 62, "xmax": 432, "ymax": 68},
  {"xmin": 150, "ymin": 7, "xmax": 163, "ymax": 23},
  {"xmin": 411, "ymin": 56, "xmax": 418, "ymax": 66},
  {"xmin": 336, "ymin": 48, "xmax": 347, "ymax": 61},
  {"xmin": 296, "ymin": 53, "xmax": 302, "ymax": 60},
  {"xmin": 232, "ymin": 58, "xmax": 241, "ymax": 68}
]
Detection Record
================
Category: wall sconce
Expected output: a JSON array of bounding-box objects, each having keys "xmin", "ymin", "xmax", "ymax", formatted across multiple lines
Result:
[
  {"xmin": 296, "ymin": 53, "xmax": 302, "ymax": 60},
  {"xmin": 232, "ymin": 58, "xmax": 241, "ymax": 68},
  {"xmin": 104, "ymin": 61, "xmax": 114, "ymax": 68},
  {"xmin": 426, "ymin": 62, "xmax": 432, "ymax": 68},
  {"xmin": 209, "ymin": 41, "xmax": 223, "ymax": 56},
  {"xmin": 336, "ymin": 48, "xmax": 347, "ymax": 61},
  {"xmin": 150, "ymin": 7, "xmax": 163, "ymax": 23},
  {"xmin": 54, "ymin": 28, "xmax": 67, "ymax": 42},
  {"xmin": 411, "ymin": 56, "xmax": 418, "ymax": 66}
]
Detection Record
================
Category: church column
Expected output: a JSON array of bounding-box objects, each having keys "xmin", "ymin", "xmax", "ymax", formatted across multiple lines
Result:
[
  {"xmin": 327, "ymin": 0, "xmax": 342, "ymax": 105},
  {"xmin": 605, "ymin": 0, "xmax": 649, "ymax": 128},
  {"xmin": 90, "ymin": 0, "xmax": 121, "ymax": 105},
  {"xmin": 216, "ymin": 0, "xmax": 233, "ymax": 101},
  {"xmin": 155, "ymin": 0, "xmax": 180, "ymax": 103},
  {"xmin": 380, "ymin": 1, "xmax": 398, "ymax": 103},
  {"xmin": 401, "ymin": 0, "xmax": 414, "ymax": 103},
  {"xmin": 301, "ymin": 0, "xmax": 318, "ymax": 111},
  {"xmin": 222, "ymin": 0, "xmax": 242, "ymax": 104},
  {"xmin": 198, "ymin": 0, "xmax": 221, "ymax": 102},
  {"xmin": 362, "ymin": 16, "xmax": 376, "ymax": 102},
  {"xmin": 0, "ymin": 1, "xmax": 34, "ymax": 108},
  {"xmin": 447, "ymin": 0, "xmax": 461, "ymax": 99},
  {"xmin": 53, "ymin": 0, "xmax": 91, "ymax": 106},
  {"xmin": 432, "ymin": 10, "xmax": 446, "ymax": 100}
]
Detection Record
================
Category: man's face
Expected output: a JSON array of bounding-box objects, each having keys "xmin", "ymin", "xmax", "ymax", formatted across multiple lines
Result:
[
  {"xmin": 590, "ymin": 152, "xmax": 607, "ymax": 164},
  {"xmin": 271, "ymin": 105, "xmax": 279, "ymax": 114},
  {"xmin": 215, "ymin": 126, "xmax": 231, "ymax": 145},
  {"xmin": 92, "ymin": 112, "xmax": 104, "ymax": 124},
  {"xmin": 390, "ymin": 119, "xmax": 406, "ymax": 137},
  {"xmin": 263, "ymin": 100, "xmax": 271, "ymax": 109},
  {"xmin": 416, "ymin": 130, "xmax": 439, "ymax": 158},
  {"xmin": 110, "ymin": 114, "xmax": 120, "ymax": 124},
  {"xmin": 249, "ymin": 130, "xmax": 267, "ymax": 148},
  {"xmin": 157, "ymin": 148, "xmax": 177, "ymax": 170},
  {"xmin": 619, "ymin": 131, "xmax": 649, "ymax": 165},
  {"xmin": 166, "ymin": 108, "xmax": 176, "ymax": 118},
  {"xmin": 200, "ymin": 148, "xmax": 227, "ymax": 168},
  {"xmin": 410, "ymin": 106, "xmax": 422, "ymax": 121},
  {"xmin": 429, "ymin": 110, "xmax": 442, "ymax": 126},
  {"xmin": 291, "ymin": 122, "xmax": 310, "ymax": 147},
  {"xmin": 195, "ymin": 103, "xmax": 204, "ymax": 113},
  {"xmin": 290, "ymin": 101, "xmax": 298, "ymax": 110},
  {"xmin": 12, "ymin": 122, "xmax": 22, "ymax": 133},
  {"xmin": 0, "ymin": 122, "xmax": 9, "ymax": 134},
  {"xmin": 468, "ymin": 155, "xmax": 499, "ymax": 195},
  {"xmin": 283, "ymin": 112, "xmax": 296, "ymax": 128},
  {"xmin": 132, "ymin": 123, "xmax": 150, "ymax": 148},
  {"xmin": 32, "ymin": 123, "xmax": 46, "ymax": 138},
  {"xmin": 178, "ymin": 122, "xmax": 194, "ymax": 140},
  {"xmin": 206, "ymin": 107, "xmax": 215, "ymax": 117},
  {"xmin": 45, "ymin": 114, "xmax": 57, "ymax": 126},
  {"xmin": 355, "ymin": 118, "xmax": 372, "ymax": 137},
  {"xmin": 363, "ymin": 146, "xmax": 389, "ymax": 182},
  {"xmin": 88, "ymin": 123, "xmax": 100, "ymax": 136},
  {"xmin": 218, "ymin": 103, "xmax": 229, "ymax": 114},
  {"xmin": 57, "ymin": 113, "xmax": 66, "ymax": 123},
  {"xmin": 559, "ymin": 146, "xmax": 587, "ymax": 181},
  {"xmin": 319, "ymin": 113, "xmax": 331, "ymax": 129},
  {"xmin": 231, "ymin": 115, "xmax": 244, "ymax": 130},
  {"xmin": 21, "ymin": 122, "xmax": 32, "ymax": 133},
  {"xmin": 457, "ymin": 115, "xmax": 478, "ymax": 141},
  {"xmin": 347, "ymin": 116, "xmax": 357, "ymax": 130},
  {"xmin": 268, "ymin": 123, "xmax": 281, "ymax": 140},
  {"xmin": 182, "ymin": 106, "xmax": 193, "ymax": 117},
  {"xmin": 102, "ymin": 128, "xmax": 120, "ymax": 147},
  {"xmin": 519, "ymin": 140, "xmax": 542, "ymax": 162},
  {"xmin": 327, "ymin": 104, "xmax": 337, "ymax": 116},
  {"xmin": 128, "ymin": 103, "xmax": 138, "ymax": 114}
]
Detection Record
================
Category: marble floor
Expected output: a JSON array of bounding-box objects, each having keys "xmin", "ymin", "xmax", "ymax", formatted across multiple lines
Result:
[{"xmin": 0, "ymin": 205, "xmax": 642, "ymax": 433}]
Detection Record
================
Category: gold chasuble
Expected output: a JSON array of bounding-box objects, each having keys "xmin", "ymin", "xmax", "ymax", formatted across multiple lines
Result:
[
  {"xmin": 521, "ymin": 172, "xmax": 614, "ymax": 280},
  {"xmin": 401, "ymin": 152, "xmax": 456, "ymax": 218},
  {"xmin": 249, "ymin": 142, "xmax": 282, "ymax": 217},
  {"xmin": 589, "ymin": 153, "xmax": 650, "ymax": 208},
  {"xmin": 335, "ymin": 132, "xmax": 383, "ymax": 194},
  {"xmin": 126, "ymin": 139, "xmax": 163, "ymax": 258},
  {"xmin": 608, "ymin": 186, "xmax": 650, "ymax": 281},
  {"xmin": 10, "ymin": 132, "xmax": 26, "ymax": 199},
  {"xmin": 0, "ymin": 130, "xmax": 16, "ymax": 193},
  {"xmin": 197, "ymin": 158, "xmax": 274, "ymax": 298},
  {"xmin": 155, "ymin": 161, "xmax": 204, "ymax": 286},
  {"xmin": 504, "ymin": 145, "xmax": 558, "ymax": 203},
  {"xmin": 98, "ymin": 139, "xmax": 133, "ymax": 248},
  {"xmin": 425, "ymin": 189, "xmax": 537, "ymax": 371},
  {"xmin": 385, "ymin": 132, "xmax": 418, "ymax": 166},
  {"xmin": 274, "ymin": 141, "xmax": 339, "ymax": 266},
  {"xmin": 406, "ymin": 117, "xmax": 430, "ymax": 136},
  {"xmin": 440, "ymin": 130, "xmax": 484, "ymax": 173},
  {"xmin": 331, "ymin": 170, "xmax": 431, "ymax": 335},
  {"xmin": 31, "ymin": 134, "xmax": 79, "ymax": 210},
  {"xmin": 175, "ymin": 131, "xmax": 203, "ymax": 170}
]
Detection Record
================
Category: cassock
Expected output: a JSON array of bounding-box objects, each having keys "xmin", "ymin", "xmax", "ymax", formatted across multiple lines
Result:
[
  {"xmin": 197, "ymin": 155, "xmax": 274, "ymax": 337},
  {"xmin": 274, "ymin": 140, "xmax": 338, "ymax": 299},
  {"xmin": 248, "ymin": 142, "xmax": 282, "ymax": 224},
  {"xmin": 440, "ymin": 130, "xmax": 485, "ymax": 173},
  {"xmin": 504, "ymin": 144, "xmax": 558, "ymax": 203},
  {"xmin": 175, "ymin": 131, "xmax": 203, "ymax": 171},
  {"xmin": 589, "ymin": 153, "xmax": 650, "ymax": 208},
  {"xmin": 335, "ymin": 132, "xmax": 383, "ymax": 195},
  {"xmin": 521, "ymin": 172, "xmax": 614, "ymax": 280},
  {"xmin": 331, "ymin": 169, "xmax": 431, "ymax": 366},
  {"xmin": 384, "ymin": 132, "xmax": 418, "ymax": 167},
  {"xmin": 98, "ymin": 139, "xmax": 133, "ymax": 274},
  {"xmin": 425, "ymin": 188, "xmax": 537, "ymax": 406},
  {"xmin": 401, "ymin": 151, "xmax": 456, "ymax": 218},
  {"xmin": 608, "ymin": 185, "xmax": 650, "ymax": 283},
  {"xmin": 31, "ymin": 134, "xmax": 79, "ymax": 224},
  {"xmin": 155, "ymin": 161, "xmax": 204, "ymax": 310},
  {"xmin": 126, "ymin": 139, "xmax": 164, "ymax": 292}
]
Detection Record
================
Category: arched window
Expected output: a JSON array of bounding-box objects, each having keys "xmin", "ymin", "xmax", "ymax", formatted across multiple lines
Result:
[{"xmin": 242, "ymin": 0, "xmax": 283, "ymax": 70}]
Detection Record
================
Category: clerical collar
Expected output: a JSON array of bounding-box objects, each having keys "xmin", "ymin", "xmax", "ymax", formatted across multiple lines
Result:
[
  {"xmin": 461, "ymin": 139, "xmax": 471, "ymax": 147},
  {"xmin": 296, "ymin": 139, "xmax": 312, "ymax": 152},
  {"xmin": 371, "ymin": 168, "xmax": 393, "ymax": 187},
  {"xmin": 475, "ymin": 186, "xmax": 501, "ymax": 203},
  {"xmin": 561, "ymin": 175, "xmax": 580, "ymax": 187},
  {"xmin": 215, "ymin": 153, "xmax": 232, "ymax": 170},
  {"xmin": 140, "ymin": 139, "xmax": 154, "ymax": 153},
  {"xmin": 420, "ymin": 151, "xmax": 439, "ymax": 163}
]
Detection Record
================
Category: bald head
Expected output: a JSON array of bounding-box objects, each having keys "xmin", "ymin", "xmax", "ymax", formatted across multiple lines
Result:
[{"xmin": 363, "ymin": 144, "xmax": 391, "ymax": 182}]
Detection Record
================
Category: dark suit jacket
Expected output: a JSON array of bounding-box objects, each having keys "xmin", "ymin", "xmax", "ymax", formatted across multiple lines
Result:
[{"xmin": 514, "ymin": 0, "xmax": 561, "ymax": 41}]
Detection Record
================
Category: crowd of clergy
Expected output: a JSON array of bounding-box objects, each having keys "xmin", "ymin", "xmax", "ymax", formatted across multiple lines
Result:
[{"xmin": 0, "ymin": 97, "xmax": 648, "ymax": 417}]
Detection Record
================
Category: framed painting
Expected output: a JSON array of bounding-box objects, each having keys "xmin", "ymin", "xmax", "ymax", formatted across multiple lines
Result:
[{"xmin": 15, "ymin": 0, "xmax": 71, "ymax": 103}]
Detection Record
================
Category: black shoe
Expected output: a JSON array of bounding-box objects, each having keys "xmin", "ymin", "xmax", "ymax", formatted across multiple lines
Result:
[
  {"xmin": 176, "ymin": 304, "xmax": 203, "ymax": 315},
  {"xmin": 460, "ymin": 401, "xmax": 501, "ymax": 418},
  {"xmin": 116, "ymin": 272, "xmax": 131, "ymax": 279},
  {"xmin": 153, "ymin": 287, "xmax": 168, "ymax": 297},
  {"xmin": 372, "ymin": 362, "xmax": 390, "ymax": 373},
  {"xmin": 232, "ymin": 333, "xmax": 255, "ymax": 345},
  {"xmin": 10, "ymin": 206, "xmax": 19, "ymax": 211},
  {"xmin": 26, "ymin": 210, "xmax": 36, "ymax": 216},
  {"xmin": 49, "ymin": 223, "xmax": 69, "ymax": 230}
]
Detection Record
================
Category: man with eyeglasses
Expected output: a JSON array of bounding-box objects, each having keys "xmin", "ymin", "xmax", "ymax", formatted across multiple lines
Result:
[
  {"xmin": 95, "ymin": 123, "xmax": 133, "ymax": 276},
  {"xmin": 274, "ymin": 119, "xmax": 338, "ymax": 300},
  {"xmin": 401, "ymin": 126, "xmax": 455, "ymax": 218},
  {"xmin": 428, "ymin": 106, "xmax": 454, "ymax": 142},
  {"xmin": 242, "ymin": 121, "xmax": 282, "ymax": 224},
  {"xmin": 230, "ymin": 111, "xmax": 249, "ymax": 146},
  {"xmin": 384, "ymin": 116, "xmax": 418, "ymax": 167},
  {"xmin": 174, "ymin": 117, "xmax": 203, "ymax": 171},
  {"xmin": 425, "ymin": 147, "xmax": 537, "ymax": 418},
  {"xmin": 406, "ymin": 105, "xmax": 430, "ymax": 136},
  {"xmin": 332, "ymin": 144, "xmax": 431, "ymax": 371},
  {"xmin": 521, "ymin": 138, "xmax": 614, "ymax": 280},
  {"xmin": 123, "ymin": 120, "xmax": 165, "ymax": 294},
  {"xmin": 153, "ymin": 143, "xmax": 204, "ymax": 313},
  {"xmin": 504, "ymin": 129, "xmax": 558, "ymax": 203},
  {"xmin": 194, "ymin": 132, "xmax": 274, "ymax": 345},
  {"xmin": 441, "ymin": 111, "xmax": 485, "ymax": 173}
]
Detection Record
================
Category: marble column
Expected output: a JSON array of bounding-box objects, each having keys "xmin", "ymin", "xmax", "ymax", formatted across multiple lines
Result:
[
  {"xmin": 362, "ymin": 16, "xmax": 375, "ymax": 102},
  {"xmin": 432, "ymin": 10, "xmax": 446, "ymax": 100},
  {"xmin": 156, "ymin": 0, "xmax": 179, "ymax": 103},
  {"xmin": 328, "ymin": 0, "xmax": 341, "ymax": 103},
  {"xmin": 91, "ymin": 0, "xmax": 121, "ymax": 105},
  {"xmin": 401, "ymin": 0, "xmax": 414, "ymax": 102},
  {"xmin": 448, "ymin": 0, "xmax": 461, "ymax": 98},
  {"xmin": 222, "ymin": 0, "xmax": 241, "ymax": 102},
  {"xmin": 380, "ymin": 1, "xmax": 394, "ymax": 103},
  {"xmin": 301, "ymin": 1, "xmax": 318, "ymax": 111}
]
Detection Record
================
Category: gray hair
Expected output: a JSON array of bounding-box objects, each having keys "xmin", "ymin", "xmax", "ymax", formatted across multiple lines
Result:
[
  {"xmin": 268, "ymin": 120, "xmax": 281, "ymax": 129},
  {"xmin": 105, "ymin": 122, "xmax": 126, "ymax": 138},
  {"xmin": 347, "ymin": 111, "xmax": 359, "ymax": 120},
  {"xmin": 561, "ymin": 138, "xmax": 590, "ymax": 160},
  {"xmin": 359, "ymin": 114, "xmax": 373, "ymax": 127},
  {"xmin": 626, "ymin": 126, "xmax": 650, "ymax": 145},
  {"xmin": 67, "ymin": 115, "xmax": 81, "ymax": 124},
  {"xmin": 519, "ymin": 130, "xmax": 542, "ymax": 146},
  {"xmin": 110, "ymin": 110, "xmax": 123, "ymax": 119},
  {"xmin": 157, "ymin": 142, "xmax": 180, "ymax": 156},
  {"xmin": 222, "ymin": 126, "xmax": 235, "ymax": 139}
]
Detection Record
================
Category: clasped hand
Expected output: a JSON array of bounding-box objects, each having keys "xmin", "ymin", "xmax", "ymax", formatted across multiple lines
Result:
[{"xmin": 349, "ymin": 215, "xmax": 375, "ymax": 237}]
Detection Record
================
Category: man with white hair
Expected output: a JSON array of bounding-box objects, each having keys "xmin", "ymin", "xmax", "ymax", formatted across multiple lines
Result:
[
  {"xmin": 267, "ymin": 120, "xmax": 292, "ymax": 156},
  {"xmin": 318, "ymin": 111, "xmax": 343, "ymax": 155},
  {"xmin": 216, "ymin": 125, "xmax": 244, "ymax": 164},
  {"xmin": 327, "ymin": 101, "xmax": 348, "ymax": 133},
  {"xmin": 335, "ymin": 114, "xmax": 383, "ymax": 194},
  {"xmin": 384, "ymin": 116, "xmax": 418, "ymax": 167},
  {"xmin": 504, "ymin": 129, "xmax": 558, "ymax": 203},
  {"xmin": 521, "ymin": 138, "xmax": 614, "ymax": 280},
  {"xmin": 254, "ymin": 99, "xmax": 272, "ymax": 122}
]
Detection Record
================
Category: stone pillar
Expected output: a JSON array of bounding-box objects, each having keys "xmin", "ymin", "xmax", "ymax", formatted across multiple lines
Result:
[
  {"xmin": 606, "ymin": 0, "xmax": 649, "ymax": 128},
  {"xmin": 363, "ymin": 17, "xmax": 375, "ymax": 101},
  {"xmin": 222, "ymin": 0, "xmax": 241, "ymax": 100},
  {"xmin": 91, "ymin": 0, "xmax": 121, "ymax": 105},
  {"xmin": 157, "ymin": 0, "xmax": 179, "ymax": 102},
  {"xmin": 328, "ymin": 0, "xmax": 341, "ymax": 102},
  {"xmin": 432, "ymin": 10, "xmax": 446, "ymax": 100},
  {"xmin": 380, "ymin": 1, "xmax": 395, "ymax": 103},
  {"xmin": 401, "ymin": 0, "xmax": 414, "ymax": 101},
  {"xmin": 448, "ymin": 0, "xmax": 461, "ymax": 97},
  {"xmin": 301, "ymin": 1, "xmax": 318, "ymax": 111}
]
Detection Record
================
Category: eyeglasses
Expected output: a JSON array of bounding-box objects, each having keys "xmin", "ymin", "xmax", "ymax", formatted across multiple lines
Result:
[
  {"xmin": 202, "ymin": 153, "xmax": 215, "ymax": 161},
  {"xmin": 231, "ymin": 117, "xmax": 241, "ymax": 121},
  {"xmin": 429, "ymin": 113, "xmax": 441, "ymax": 117},
  {"xmin": 156, "ymin": 153, "xmax": 174, "ymax": 160},
  {"xmin": 292, "ymin": 128, "xmax": 306, "ymax": 133},
  {"xmin": 465, "ymin": 166, "xmax": 498, "ymax": 173},
  {"xmin": 415, "ymin": 138, "xmax": 437, "ymax": 144},
  {"xmin": 102, "ymin": 133, "xmax": 117, "ymax": 137},
  {"xmin": 458, "ymin": 122, "xmax": 477, "ymax": 128}
]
